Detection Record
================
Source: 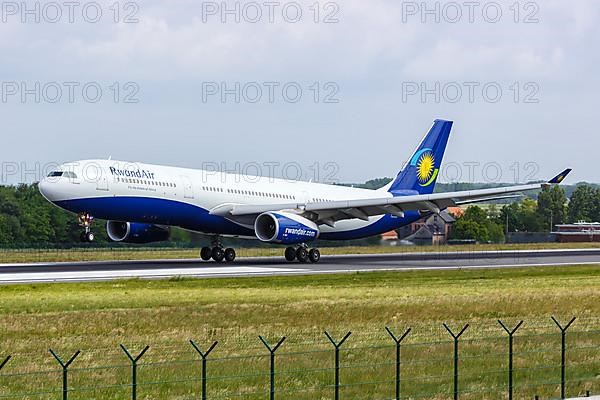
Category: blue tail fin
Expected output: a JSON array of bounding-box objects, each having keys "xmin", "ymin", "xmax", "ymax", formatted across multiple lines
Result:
[{"xmin": 387, "ymin": 119, "xmax": 453, "ymax": 195}]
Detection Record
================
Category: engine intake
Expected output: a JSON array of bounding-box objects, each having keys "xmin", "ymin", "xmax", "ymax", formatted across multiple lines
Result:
[
  {"xmin": 255, "ymin": 212, "xmax": 319, "ymax": 244},
  {"xmin": 106, "ymin": 221, "xmax": 170, "ymax": 244}
]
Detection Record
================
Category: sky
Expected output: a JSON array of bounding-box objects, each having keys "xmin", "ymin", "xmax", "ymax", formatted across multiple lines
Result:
[{"xmin": 0, "ymin": 0, "xmax": 598, "ymax": 185}]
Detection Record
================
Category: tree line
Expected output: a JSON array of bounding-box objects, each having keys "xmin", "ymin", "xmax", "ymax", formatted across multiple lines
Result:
[
  {"xmin": 450, "ymin": 184, "xmax": 600, "ymax": 243},
  {"xmin": 0, "ymin": 184, "xmax": 188, "ymax": 245},
  {"xmin": 1, "ymin": 182, "xmax": 600, "ymax": 246}
]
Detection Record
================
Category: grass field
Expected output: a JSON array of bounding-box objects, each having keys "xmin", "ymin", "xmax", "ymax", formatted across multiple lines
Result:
[
  {"xmin": 0, "ymin": 265, "xmax": 599, "ymax": 399},
  {"xmin": 1, "ymin": 242, "xmax": 600, "ymax": 263}
]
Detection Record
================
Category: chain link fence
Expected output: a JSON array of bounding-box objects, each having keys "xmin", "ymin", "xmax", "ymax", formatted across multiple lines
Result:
[{"xmin": 1, "ymin": 318, "xmax": 599, "ymax": 399}]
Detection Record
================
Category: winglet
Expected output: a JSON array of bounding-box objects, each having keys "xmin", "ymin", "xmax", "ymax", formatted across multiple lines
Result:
[{"xmin": 548, "ymin": 168, "xmax": 572, "ymax": 184}]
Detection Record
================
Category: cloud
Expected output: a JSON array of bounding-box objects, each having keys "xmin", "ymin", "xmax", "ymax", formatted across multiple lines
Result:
[{"xmin": 1, "ymin": 0, "xmax": 600, "ymax": 183}]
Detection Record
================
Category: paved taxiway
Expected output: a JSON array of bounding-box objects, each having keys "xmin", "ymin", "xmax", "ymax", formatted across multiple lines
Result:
[{"xmin": 1, "ymin": 248, "xmax": 599, "ymax": 284}]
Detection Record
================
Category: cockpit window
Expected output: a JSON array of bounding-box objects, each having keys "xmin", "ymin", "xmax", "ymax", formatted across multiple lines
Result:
[{"xmin": 47, "ymin": 171, "xmax": 78, "ymax": 178}]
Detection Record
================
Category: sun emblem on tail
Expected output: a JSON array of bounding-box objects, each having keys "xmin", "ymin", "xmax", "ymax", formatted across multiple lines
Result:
[
  {"xmin": 409, "ymin": 147, "xmax": 440, "ymax": 187},
  {"xmin": 416, "ymin": 152, "xmax": 435, "ymax": 182}
]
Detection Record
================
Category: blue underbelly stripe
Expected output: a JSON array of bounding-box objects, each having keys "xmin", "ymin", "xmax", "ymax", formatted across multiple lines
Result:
[
  {"xmin": 55, "ymin": 196, "xmax": 255, "ymax": 236},
  {"xmin": 54, "ymin": 196, "xmax": 419, "ymax": 241}
]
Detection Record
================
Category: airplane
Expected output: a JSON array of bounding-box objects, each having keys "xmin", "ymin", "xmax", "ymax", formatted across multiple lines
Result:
[{"xmin": 38, "ymin": 119, "xmax": 571, "ymax": 263}]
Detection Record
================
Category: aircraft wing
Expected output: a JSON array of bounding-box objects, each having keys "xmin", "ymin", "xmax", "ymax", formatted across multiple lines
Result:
[{"xmin": 211, "ymin": 169, "xmax": 571, "ymax": 226}]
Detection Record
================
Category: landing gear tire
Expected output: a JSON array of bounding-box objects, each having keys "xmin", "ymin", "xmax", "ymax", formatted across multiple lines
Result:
[
  {"xmin": 285, "ymin": 247, "xmax": 296, "ymax": 262},
  {"xmin": 78, "ymin": 213, "xmax": 95, "ymax": 243},
  {"xmin": 224, "ymin": 248, "xmax": 236, "ymax": 263},
  {"xmin": 200, "ymin": 247, "xmax": 212, "ymax": 261},
  {"xmin": 296, "ymin": 247, "xmax": 309, "ymax": 263},
  {"xmin": 308, "ymin": 248, "xmax": 320, "ymax": 263},
  {"xmin": 81, "ymin": 231, "xmax": 95, "ymax": 242},
  {"xmin": 212, "ymin": 247, "xmax": 225, "ymax": 262}
]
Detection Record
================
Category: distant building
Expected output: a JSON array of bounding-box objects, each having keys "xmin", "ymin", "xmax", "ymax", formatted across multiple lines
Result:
[
  {"xmin": 554, "ymin": 222, "xmax": 600, "ymax": 242},
  {"xmin": 380, "ymin": 229, "xmax": 399, "ymax": 246},
  {"xmin": 383, "ymin": 207, "xmax": 462, "ymax": 246},
  {"xmin": 505, "ymin": 232, "xmax": 556, "ymax": 244}
]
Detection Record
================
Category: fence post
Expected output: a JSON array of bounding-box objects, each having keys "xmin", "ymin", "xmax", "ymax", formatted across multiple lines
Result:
[
  {"xmin": 49, "ymin": 349, "xmax": 81, "ymax": 400},
  {"xmin": 551, "ymin": 316, "xmax": 576, "ymax": 399},
  {"xmin": 0, "ymin": 355, "xmax": 10, "ymax": 371},
  {"xmin": 443, "ymin": 324, "xmax": 469, "ymax": 400},
  {"xmin": 498, "ymin": 320, "xmax": 523, "ymax": 400},
  {"xmin": 385, "ymin": 327, "xmax": 411, "ymax": 400},
  {"xmin": 259, "ymin": 336, "xmax": 286, "ymax": 400},
  {"xmin": 324, "ymin": 331, "xmax": 352, "ymax": 400},
  {"xmin": 190, "ymin": 340, "xmax": 218, "ymax": 400},
  {"xmin": 120, "ymin": 345, "xmax": 150, "ymax": 400}
]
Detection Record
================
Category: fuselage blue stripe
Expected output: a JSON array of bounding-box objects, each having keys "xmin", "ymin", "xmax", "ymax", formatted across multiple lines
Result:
[{"xmin": 55, "ymin": 196, "xmax": 419, "ymax": 241}]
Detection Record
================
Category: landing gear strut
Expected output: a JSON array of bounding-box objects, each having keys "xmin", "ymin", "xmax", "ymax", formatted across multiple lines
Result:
[
  {"xmin": 201, "ymin": 236, "xmax": 236, "ymax": 263},
  {"xmin": 285, "ymin": 245, "xmax": 321, "ymax": 263},
  {"xmin": 78, "ymin": 213, "xmax": 95, "ymax": 243}
]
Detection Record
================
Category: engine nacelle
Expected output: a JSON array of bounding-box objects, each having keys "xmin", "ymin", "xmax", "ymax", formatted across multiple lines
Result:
[
  {"xmin": 106, "ymin": 221, "xmax": 170, "ymax": 244},
  {"xmin": 254, "ymin": 212, "xmax": 319, "ymax": 244}
]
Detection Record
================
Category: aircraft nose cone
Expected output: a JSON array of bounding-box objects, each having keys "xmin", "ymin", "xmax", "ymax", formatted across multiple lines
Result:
[{"xmin": 38, "ymin": 179, "xmax": 53, "ymax": 201}]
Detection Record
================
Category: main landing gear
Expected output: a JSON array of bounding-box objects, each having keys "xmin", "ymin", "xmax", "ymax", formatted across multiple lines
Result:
[
  {"xmin": 285, "ymin": 245, "xmax": 320, "ymax": 263},
  {"xmin": 200, "ymin": 236, "xmax": 236, "ymax": 263},
  {"xmin": 78, "ymin": 213, "xmax": 95, "ymax": 243}
]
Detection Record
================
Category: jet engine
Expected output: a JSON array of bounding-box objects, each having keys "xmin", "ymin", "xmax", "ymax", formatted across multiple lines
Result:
[
  {"xmin": 106, "ymin": 221, "xmax": 170, "ymax": 244},
  {"xmin": 254, "ymin": 212, "xmax": 319, "ymax": 244}
]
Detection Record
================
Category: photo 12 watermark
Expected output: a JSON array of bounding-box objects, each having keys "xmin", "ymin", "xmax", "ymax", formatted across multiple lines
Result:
[
  {"xmin": 0, "ymin": 1, "xmax": 139, "ymax": 23},
  {"xmin": 1, "ymin": 160, "xmax": 542, "ymax": 186},
  {"xmin": 401, "ymin": 1, "xmax": 539, "ymax": 24},
  {"xmin": 0, "ymin": 160, "xmax": 341, "ymax": 185},
  {"xmin": 0, "ymin": 81, "xmax": 140, "ymax": 104},
  {"xmin": 201, "ymin": 81, "xmax": 340, "ymax": 104},
  {"xmin": 401, "ymin": 82, "xmax": 540, "ymax": 104},
  {"xmin": 198, "ymin": 161, "xmax": 340, "ymax": 183},
  {"xmin": 439, "ymin": 161, "xmax": 540, "ymax": 184},
  {"xmin": 200, "ymin": 1, "xmax": 339, "ymax": 23}
]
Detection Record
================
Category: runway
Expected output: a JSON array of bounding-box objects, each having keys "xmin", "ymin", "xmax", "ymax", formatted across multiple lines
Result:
[{"xmin": 1, "ymin": 248, "xmax": 600, "ymax": 284}]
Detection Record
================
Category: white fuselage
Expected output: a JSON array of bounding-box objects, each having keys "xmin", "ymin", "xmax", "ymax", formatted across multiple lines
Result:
[{"xmin": 39, "ymin": 159, "xmax": 420, "ymax": 241}]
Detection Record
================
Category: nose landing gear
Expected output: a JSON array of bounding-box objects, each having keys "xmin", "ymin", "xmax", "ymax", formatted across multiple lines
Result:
[
  {"xmin": 78, "ymin": 213, "xmax": 95, "ymax": 243},
  {"xmin": 285, "ymin": 245, "xmax": 321, "ymax": 263}
]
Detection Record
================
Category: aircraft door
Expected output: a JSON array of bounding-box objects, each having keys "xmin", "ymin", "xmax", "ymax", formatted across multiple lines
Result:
[
  {"xmin": 300, "ymin": 190, "xmax": 310, "ymax": 203},
  {"xmin": 96, "ymin": 175, "xmax": 109, "ymax": 191},
  {"xmin": 181, "ymin": 175, "xmax": 194, "ymax": 199},
  {"xmin": 95, "ymin": 165, "xmax": 109, "ymax": 191}
]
